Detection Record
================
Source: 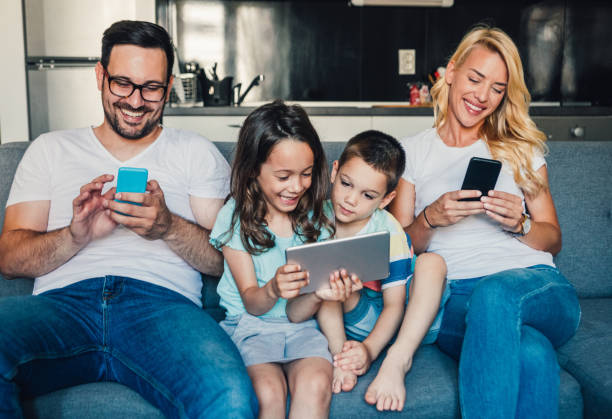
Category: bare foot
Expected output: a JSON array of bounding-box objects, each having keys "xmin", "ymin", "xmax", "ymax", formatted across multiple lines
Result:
[
  {"xmin": 364, "ymin": 347, "xmax": 413, "ymax": 411},
  {"xmin": 332, "ymin": 365, "xmax": 357, "ymax": 393}
]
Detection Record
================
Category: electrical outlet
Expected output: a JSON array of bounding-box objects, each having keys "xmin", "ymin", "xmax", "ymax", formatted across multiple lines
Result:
[{"xmin": 398, "ymin": 49, "xmax": 416, "ymax": 75}]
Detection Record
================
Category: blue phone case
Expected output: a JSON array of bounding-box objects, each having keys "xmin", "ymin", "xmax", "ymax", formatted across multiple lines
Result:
[{"xmin": 115, "ymin": 167, "xmax": 148, "ymax": 209}]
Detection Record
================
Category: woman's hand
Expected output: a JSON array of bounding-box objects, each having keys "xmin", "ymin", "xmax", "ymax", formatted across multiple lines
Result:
[
  {"xmin": 425, "ymin": 190, "xmax": 486, "ymax": 228},
  {"xmin": 269, "ymin": 263, "xmax": 309, "ymax": 300},
  {"xmin": 481, "ymin": 190, "xmax": 524, "ymax": 233}
]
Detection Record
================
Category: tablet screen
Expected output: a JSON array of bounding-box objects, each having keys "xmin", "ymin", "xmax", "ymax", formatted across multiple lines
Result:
[{"xmin": 285, "ymin": 231, "xmax": 390, "ymax": 294}]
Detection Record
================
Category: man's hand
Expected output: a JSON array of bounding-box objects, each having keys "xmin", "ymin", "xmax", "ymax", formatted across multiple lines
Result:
[
  {"xmin": 107, "ymin": 180, "xmax": 173, "ymax": 240},
  {"xmin": 70, "ymin": 174, "xmax": 117, "ymax": 246}
]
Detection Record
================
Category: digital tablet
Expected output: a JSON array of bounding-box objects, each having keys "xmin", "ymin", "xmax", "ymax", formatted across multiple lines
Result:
[{"xmin": 285, "ymin": 231, "xmax": 390, "ymax": 294}]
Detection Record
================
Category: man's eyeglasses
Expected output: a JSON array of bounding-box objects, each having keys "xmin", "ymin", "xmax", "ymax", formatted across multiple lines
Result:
[{"xmin": 103, "ymin": 69, "xmax": 168, "ymax": 102}]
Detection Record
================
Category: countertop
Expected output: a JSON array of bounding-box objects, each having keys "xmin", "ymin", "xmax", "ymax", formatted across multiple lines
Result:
[{"xmin": 165, "ymin": 101, "xmax": 612, "ymax": 117}]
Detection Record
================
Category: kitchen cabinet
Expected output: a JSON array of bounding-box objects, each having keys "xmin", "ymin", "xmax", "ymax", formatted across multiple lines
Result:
[{"xmin": 162, "ymin": 114, "xmax": 435, "ymax": 142}]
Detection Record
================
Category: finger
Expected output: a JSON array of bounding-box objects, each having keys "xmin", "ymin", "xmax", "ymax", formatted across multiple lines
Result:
[
  {"xmin": 484, "ymin": 209, "xmax": 515, "ymax": 228},
  {"xmin": 329, "ymin": 273, "xmax": 342, "ymax": 299},
  {"xmin": 80, "ymin": 181, "xmax": 105, "ymax": 195},
  {"xmin": 280, "ymin": 264, "xmax": 303, "ymax": 274},
  {"xmin": 102, "ymin": 186, "xmax": 117, "ymax": 200},
  {"xmin": 482, "ymin": 201, "xmax": 514, "ymax": 218},
  {"xmin": 146, "ymin": 179, "xmax": 162, "ymax": 194},
  {"xmin": 351, "ymin": 274, "xmax": 363, "ymax": 292},
  {"xmin": 451, "ymin": 189, "xmax": 482, "ymax": 201},
  {"xmin": 90, "ymin": 174, "xmax": 114, "ymax": 184},
  {"xmin": 73, "ymin": 191, "xmax": 90, "ymax": 207},
  {"xmin": 488, "ymin": 189, "xmax": 523, "ymax": 204},
  {"xmin": 114, "ymin": 191, "xmax": 146, "ymax": 204},
  {"xmin": 107, "ymin": 200, "xmax": 141, "ymax": 217},
  {"xmin": 338, "ymin": 269, "xmax": 352, "ymax": 299}
]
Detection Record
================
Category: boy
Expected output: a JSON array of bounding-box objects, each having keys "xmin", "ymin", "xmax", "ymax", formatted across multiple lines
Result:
[{"xmin": 287, "ymin": 130, "xmax": 448, "ymax": 412}]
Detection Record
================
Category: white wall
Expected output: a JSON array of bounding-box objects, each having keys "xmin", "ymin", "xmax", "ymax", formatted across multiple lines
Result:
[{"xmin": 0, "ymin": 0, "xmax": 29, "ymax": 143}]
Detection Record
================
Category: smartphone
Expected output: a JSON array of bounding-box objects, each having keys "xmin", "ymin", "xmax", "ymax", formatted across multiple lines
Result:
[
  {"xmin": 459, "ymin": 157, "xmax": 502, "ymax": 201},
  {"xmin": 115, "ymin": 167, "xmax": 148, "ymax": 210}
]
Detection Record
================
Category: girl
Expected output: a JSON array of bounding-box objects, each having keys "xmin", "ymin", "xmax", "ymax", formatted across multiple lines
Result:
[{"xmin": 210, "ymin": 101, "xmax": 337, "ymax": 418}]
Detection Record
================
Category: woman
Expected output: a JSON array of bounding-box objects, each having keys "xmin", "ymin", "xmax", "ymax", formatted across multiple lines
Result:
[{"xmin": 388, "ymin": 26, "xmax": 581, "ymax": 418}]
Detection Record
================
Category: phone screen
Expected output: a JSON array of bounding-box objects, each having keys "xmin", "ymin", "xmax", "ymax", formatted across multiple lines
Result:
[{"xmin": 459, "ymin": 157, "xmax": 502, "ymax": 201}]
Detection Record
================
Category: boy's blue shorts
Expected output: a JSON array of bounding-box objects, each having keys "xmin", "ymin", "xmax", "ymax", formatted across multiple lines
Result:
[{"xmin": 343, "ymin": 277, "xmax": 451, "ymax": 344}]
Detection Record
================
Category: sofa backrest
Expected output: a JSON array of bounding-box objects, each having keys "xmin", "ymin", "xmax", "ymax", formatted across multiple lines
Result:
[
  {"xmin": 545, "ymin": 141, "xmax": 612, "ymax": 298},
  {"xmin": 0, "ymin": 142, "xmax": 35, "ymax": 297},
  {"xmin": 1, "ymin": 139, "xmax": 610, "ymax": 300}
]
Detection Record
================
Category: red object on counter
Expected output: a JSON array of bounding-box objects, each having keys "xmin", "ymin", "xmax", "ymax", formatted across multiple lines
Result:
[{"xmin": 410, "ymin": 84, "xmax": 421, "ymax": 105}]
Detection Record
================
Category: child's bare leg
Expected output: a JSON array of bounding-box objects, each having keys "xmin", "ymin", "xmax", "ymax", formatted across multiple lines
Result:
[
  {"xmin": 318, "ymin": 299, "xmax": 358, "ymax": 393},
  {"xmin": 284, "ymin": 357, "xmax": 333, "ymax": 419},
  {"xmin": 365, "ymin": 252, "xmax": 447, "ymax": 411},
  {"xmin": 247, "ymin": 363, "xmax": 287, "ymax": 419}
]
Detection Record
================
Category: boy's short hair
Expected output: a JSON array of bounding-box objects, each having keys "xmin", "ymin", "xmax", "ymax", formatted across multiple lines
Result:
[{"xmin": 338, "ymin": 130, "xmax": 406, "ymax": 195}]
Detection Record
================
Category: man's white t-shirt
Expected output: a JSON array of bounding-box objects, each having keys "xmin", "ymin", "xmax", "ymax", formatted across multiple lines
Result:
[
  {"xmin": 6, "ymin": 126, "xmax": 230, "ymax": 305},
  {"xmin": 401, "ymin": 128, "xmax": 554, "ymax": 280}
]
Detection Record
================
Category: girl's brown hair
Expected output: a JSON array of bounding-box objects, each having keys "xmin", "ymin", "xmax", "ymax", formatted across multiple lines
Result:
[{"xmin": 225, "ymin": 100, "xmax": 334, "ymax": 254}]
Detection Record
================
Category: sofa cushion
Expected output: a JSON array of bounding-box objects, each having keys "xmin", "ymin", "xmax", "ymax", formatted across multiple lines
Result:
[
  {"xmin": 330, "ymin": 345, "xmax": 459, "ymax": 418},
  {"xmin": 21, "ymin": 382, "xmax": 164, "ymax": 419},
  {"xmin": 329, "ymin": 344, "xmax": 582, "ymax": 418},
  {"xmin": 547, "ymin": 142, "xmax": 612, "ymax": 298},
  {"xmin": 557, "ymin": 298, "xmax": 612, "ymax": 418}
]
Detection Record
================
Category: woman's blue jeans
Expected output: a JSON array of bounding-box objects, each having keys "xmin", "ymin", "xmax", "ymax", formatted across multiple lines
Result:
[
  {"xmin": 0, "ymin": 276, "xmax": 257, "ymax": 419},
  {"xmin": 437, "ymin": 265, "xmax": 581, "ymax": 419}
]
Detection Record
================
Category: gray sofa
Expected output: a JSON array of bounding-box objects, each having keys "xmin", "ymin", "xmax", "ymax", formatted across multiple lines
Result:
[{"xmin": 1, "ymin": 139, "xmax": 610, "ymax": 418}]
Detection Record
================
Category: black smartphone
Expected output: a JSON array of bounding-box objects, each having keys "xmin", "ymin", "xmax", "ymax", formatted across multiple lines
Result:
[{"xmin": 459, "ymin": 157, "xmax": 502, "ymax": 201}]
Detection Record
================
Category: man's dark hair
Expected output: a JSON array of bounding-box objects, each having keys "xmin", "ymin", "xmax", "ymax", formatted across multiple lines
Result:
[
  {"xmin": 101, "ymin": 20, "xmax": 174, "ymax": 81},
  {"xmin": 338, "ymin": 130, "xmax": 406, "ymax": 195}
]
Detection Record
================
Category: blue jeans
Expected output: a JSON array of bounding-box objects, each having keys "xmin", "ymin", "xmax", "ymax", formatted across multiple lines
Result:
[
  {"xmin": 436, "ymin": 265, "xmax": 581, "ymax": 419},
  {"xmin": 0, "ymin": 276, "xmax": 257, "ymax": 419}
]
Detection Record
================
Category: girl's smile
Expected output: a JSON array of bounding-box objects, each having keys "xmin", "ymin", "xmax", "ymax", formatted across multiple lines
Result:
[{"xmin": 257, "ymin": 139, "xmax": 314, "ymax": 219}]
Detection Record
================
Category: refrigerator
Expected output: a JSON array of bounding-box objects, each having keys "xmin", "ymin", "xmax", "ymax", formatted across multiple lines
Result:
[{"xmin": 25, "ymin": 0, "xmax": 156, "ymax": 139}]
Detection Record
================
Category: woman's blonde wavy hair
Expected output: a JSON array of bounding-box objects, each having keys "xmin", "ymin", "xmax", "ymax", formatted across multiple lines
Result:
[{"xmin": 430, "ymin": 25, "xmax": 548, "ymax": 197}]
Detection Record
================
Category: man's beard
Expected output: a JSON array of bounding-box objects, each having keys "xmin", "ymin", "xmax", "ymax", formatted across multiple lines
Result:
[{"xmin": 104, "ymin": 102, "xmax": 164, "ymax": 140}]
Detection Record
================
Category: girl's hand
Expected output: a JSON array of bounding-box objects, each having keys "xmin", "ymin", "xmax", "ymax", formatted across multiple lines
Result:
[
  {"xmin": 334, "ymin": 340, "xmax": 372, "ymax": 376},
  {"xmin": 315, "ymin": 269, "xmax": 362, "ymax": 302},
  {"xmin": 425, "ymin": 190, "xmax": 486, "ymax": 227},
  {"xmin": 269, "ymin": 263, "xmax": 309, "ymax": 299},
  {"xmin": 481, "ymin": 190, "xmax": 524, "ymax": 233}
]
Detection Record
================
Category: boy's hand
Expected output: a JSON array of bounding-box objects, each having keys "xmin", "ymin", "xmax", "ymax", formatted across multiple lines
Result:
[
  {"xmin": 334, "ymin": 340, "xmax": 372, "ymax": 376},
  {"xmin": 315, "ymin": 269, "xmax": 363, "ymax": 302},
  {"xmin": 270, "ymin": 264, "xmax": 309, "ymax": 300}
]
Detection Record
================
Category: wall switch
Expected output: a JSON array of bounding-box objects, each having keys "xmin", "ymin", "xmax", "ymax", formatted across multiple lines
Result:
[{"xmin": 398, "ymin": 49, "xmax": 416, "ymax": 75}]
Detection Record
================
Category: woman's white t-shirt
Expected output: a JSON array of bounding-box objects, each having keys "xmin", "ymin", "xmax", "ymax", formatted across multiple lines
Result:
[{"xmin": 401, "ymin": 128, "xmax": 554, "ymax": 280}]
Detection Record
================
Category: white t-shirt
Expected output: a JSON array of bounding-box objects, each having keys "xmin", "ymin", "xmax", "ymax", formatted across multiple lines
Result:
[
  {"xmin": 401, "ymin": 128, "xmax": 554, "ymax": 280},
  {"xmin": 7, "ymin": 126, "xmax": 230, "ymax": 305}
]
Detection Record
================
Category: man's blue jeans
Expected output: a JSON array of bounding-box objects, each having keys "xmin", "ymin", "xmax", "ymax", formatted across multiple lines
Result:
[
  {"xmin": 437, "ymin": 265, "xmax": 581, "ymax": 419},
  {"xmin": 0, "ymin": 276, "xmax": 257, "ymax": 419}
]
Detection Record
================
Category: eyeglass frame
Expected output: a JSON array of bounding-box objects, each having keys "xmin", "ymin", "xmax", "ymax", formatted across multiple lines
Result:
[{"xmin": 103, "ymin": 68, "xmax": 169, "ymax": 103}]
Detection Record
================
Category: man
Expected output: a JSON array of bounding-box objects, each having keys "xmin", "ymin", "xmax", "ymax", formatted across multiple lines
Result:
[{"xmin": 0, "ymin": 20, "xmax": 256, "ymax": 418}]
